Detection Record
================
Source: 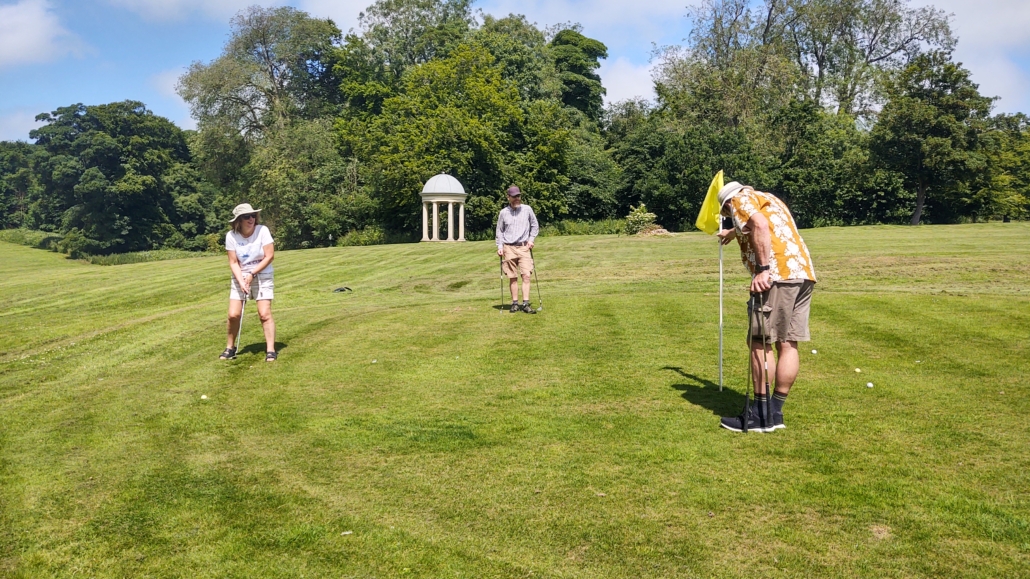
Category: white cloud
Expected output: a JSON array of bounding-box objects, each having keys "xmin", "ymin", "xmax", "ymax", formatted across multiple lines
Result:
[
  {"xmin": 0, "ymin": 108, "xmax": 43, "ymax": 142},
  {"xmin": 600, "ymin": 57, "xmax": 655, "ymax": 104},
  {"xmin": 106, "ymin": 0, "xmax": 280, "ymax": 22},
  {"xmin": 0, "ymin": 0, "xmax": 86, "ymax": 68},
  {"xmin": 148, "ymin": 68, "xmax": 197, "ymax": 130},
  {"xmin": 150, "ymin": 68, "xmax": 183, "ymax": 99},
  {"xmin": 913, "ymin": 0, "xmax": 1030, "ymax": 113}
]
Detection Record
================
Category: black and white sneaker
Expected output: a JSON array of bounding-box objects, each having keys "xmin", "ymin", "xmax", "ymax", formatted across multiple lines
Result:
[
  {"xmin": 719, "ymin": 406, "xmax": 771, "ymax": 433},
  {"xmin": 510, "ymin": 302, "xmax": 520, "ymax": 313},
  {"xmin": 521, "ymin": 302, "xmax": 536, "ymax": 314},
  {"xmin": 768, "ymin": 411, "xmax": 785, "ymax": 431}
]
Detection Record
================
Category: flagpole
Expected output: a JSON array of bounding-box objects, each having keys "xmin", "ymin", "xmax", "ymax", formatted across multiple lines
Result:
[{"xmin": 719, "ymin": 241, "xmax": 724, "ymax": 392}]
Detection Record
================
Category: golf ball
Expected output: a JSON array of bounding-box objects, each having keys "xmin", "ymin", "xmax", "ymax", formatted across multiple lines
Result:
[
  {"xmin": 866, "ymin": 383, "xmax": 873, "ymax": 388},
  {"xmin": 201, "ymin": 395, "xmax": 208, "ymax": 400},
  {"xmin": 855, "ymin": 368, "xmax": 861, "ymax": 373},
  {"xmin": 811, "ymin": 349, "xmax": 817, "ymax": 354},
  {"xmin": 372, "ymin": 359, "xmax": 377, "ymax": 364}
]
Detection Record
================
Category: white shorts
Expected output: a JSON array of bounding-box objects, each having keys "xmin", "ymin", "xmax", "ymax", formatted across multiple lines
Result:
[{"xmin": 230, "ymin": 274, "xmax": 274, "ymax": 301}]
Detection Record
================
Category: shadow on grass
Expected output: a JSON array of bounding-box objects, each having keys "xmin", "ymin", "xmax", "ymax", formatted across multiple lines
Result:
[
  {"xmin": 239, "ymin": 341, "xmax": 289, "ymax": 356},
  {"xmin": 662, "ymin": 366, "xmax": 746, "ymax": 416}
]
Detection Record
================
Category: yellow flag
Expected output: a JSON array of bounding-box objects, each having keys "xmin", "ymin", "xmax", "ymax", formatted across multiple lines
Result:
[{"xmin": 694, "ymin": 170, "xmax": 724, "ymax": 235}]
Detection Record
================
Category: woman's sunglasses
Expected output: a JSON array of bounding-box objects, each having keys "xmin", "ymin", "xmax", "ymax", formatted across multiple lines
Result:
[{"xmin": 240, "ymin": 214, "xmax": 257, "ymax": 220}]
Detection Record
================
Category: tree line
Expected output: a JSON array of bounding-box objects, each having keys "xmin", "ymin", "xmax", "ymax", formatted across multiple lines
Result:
[{"xmin": 1, "ymin": 0, "xmax": 1028, "ymax": 255}]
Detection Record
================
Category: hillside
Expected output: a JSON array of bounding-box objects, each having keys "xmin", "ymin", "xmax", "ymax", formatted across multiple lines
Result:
[{"xmin": 1, "ymin": 224, "xmax": 1028, "ymax": 578}]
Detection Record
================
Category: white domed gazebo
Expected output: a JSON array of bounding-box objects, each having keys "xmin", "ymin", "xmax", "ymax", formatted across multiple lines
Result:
[{"xmin": 420, "ymin": 174, "xmax": 467, "ymax": 242}]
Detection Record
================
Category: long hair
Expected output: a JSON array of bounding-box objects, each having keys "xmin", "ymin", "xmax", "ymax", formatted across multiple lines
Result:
[{"xmin": 231, "ymin": 211, "xmax": 260, "ymax": 235}]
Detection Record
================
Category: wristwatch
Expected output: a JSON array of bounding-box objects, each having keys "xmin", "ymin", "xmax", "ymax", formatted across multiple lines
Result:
[{"xmin": 755, "ymin": 264, "xmax": 771, "ymax": 273}]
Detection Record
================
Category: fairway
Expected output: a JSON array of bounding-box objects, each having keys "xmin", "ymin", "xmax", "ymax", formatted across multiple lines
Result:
[{"xmin": 1, "ymin": 224, "xmax": 1028, "ymax": 578}]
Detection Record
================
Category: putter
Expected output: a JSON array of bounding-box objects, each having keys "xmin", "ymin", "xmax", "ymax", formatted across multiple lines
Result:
[
  {"xmin": 529, "ymin": 248, "xmax": 543, "ymax": 312},
  {"xmin": 755, "ymin": 291, "xmax": 773, "ymax": 431},
  {"xmin": 753, "ymin": 290, "xmax": 770, "ymax": 430},
  {"xmin": 741, "ymin": 296, "xmax": 755, "ymax": 433}
]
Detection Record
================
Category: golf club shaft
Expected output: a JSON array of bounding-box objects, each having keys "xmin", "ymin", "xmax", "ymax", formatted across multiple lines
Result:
[
  {"xmin": 743, "ymin": 294, "xmax": 754, "ymax": 433},
  {"xmin": 757, "ymin": 292, "xmax": 772, "ymax": 426},
  {"xmin": 530, "ymin": 248, "xmax": 542, "ymax": 310},
  {"xmin": 235, "ymin": 295, "xmax": 246, "ymax": 349},
  {"xmin": 500, "ymin": 255, "xmax": 505, "ymax": 313}
]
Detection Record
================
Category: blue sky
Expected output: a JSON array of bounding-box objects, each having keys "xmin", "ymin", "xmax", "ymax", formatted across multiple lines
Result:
[{"xmin": 1, "ymin": 0, "xmax": 1029, "ymax": 141}]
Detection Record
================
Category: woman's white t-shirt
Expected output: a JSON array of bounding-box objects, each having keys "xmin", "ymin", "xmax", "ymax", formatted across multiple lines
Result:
[{"xmin": 226, "ymin": 225, "xmax": 274, "ymax": 275}]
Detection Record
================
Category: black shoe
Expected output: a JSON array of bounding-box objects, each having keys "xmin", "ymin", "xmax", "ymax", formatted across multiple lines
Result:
[
  {"xmin": 719, "ymin": 406, "xmax": 770, "ymax": 433},
  {"xmin": 219, "ymin": 347, "xmax": 237, "ymax": 360},
  {"xmin": 521, "ymin": 302, "xmax": 536, "ymax": 314},
  {"xmin": 768, "ymin": 411, "xmax": 785, "ymax": 431},
  {"xmin": 510, "ymin": 302, "xmax": 520, "ymax": 313}
]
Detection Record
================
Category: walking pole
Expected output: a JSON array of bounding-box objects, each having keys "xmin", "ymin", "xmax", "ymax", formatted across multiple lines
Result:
[
  {"xmin": 719, "ymin": 242, "xmax": 724, "ymax": 392},
  {"xmin": 499, "ymin": 255, "xmax": 505, "ymax": 314}
]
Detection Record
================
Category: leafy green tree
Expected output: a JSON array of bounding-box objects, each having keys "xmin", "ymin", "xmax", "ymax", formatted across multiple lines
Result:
[
  {"xmin": 341, "ymin": 43, "xmax": 573, "ymax": 232},
  {"xmin": 28, "ymin": 101, "xmax": 205, "ymax": 254},
  {"xmin": 471, "ymin": 14, "xmax": 558, "ymax": 102},
  {"xmin": 549, "ymin": 29, "xmax": 608, "ymax": 121},
  {"xmin": 0, "ymin": 142, "xmax": 46, "ymax": 229},
  {"xmin": 770, "ymin": 101, "xmax": 909, "ymax": 226},
  {"xmin": 870, "ymin": 52, "xmax": 995, "ymax": 224},
  {"xmin": 248, "ymin": 119, "xmax": 373, "ymax": 248},
  {"xmin": 178, "ymin": 6, "xmax": 343, "ymax": 139},
  {"xmin": 334, "ymin": 0, "xmax": 475, "ymax": 118}
]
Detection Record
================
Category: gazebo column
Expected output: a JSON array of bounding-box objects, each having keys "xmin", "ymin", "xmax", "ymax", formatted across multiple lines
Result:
[
  {"xmin": 421, "ymin": 202, "xmax": 429, "ymax": 241},
  {"xmin": 447, "ymin": 202, "xmax": 455, "ymax": 241},
  {"xmin": 432, "ymin": 202, "xmax": 439, "ymax": 241},
  {"xmin": 458, "ymin": 203, "xmax": 465, "ymax": 241}
]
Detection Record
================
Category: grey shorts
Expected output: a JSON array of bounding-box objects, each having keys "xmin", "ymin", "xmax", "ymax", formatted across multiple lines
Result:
[{"xmin": 749, "ymin": 279, "xmax": 814, "ymax": 343}]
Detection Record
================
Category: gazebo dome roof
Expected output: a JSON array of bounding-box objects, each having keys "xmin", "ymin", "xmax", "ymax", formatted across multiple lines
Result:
[{"xmin": 422, "ymin": 174, "xmax": 465, "ymax": 195}]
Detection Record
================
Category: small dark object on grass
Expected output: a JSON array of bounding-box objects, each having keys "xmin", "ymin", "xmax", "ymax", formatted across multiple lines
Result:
[{"xmin": 333, "ymin": 287, "xmax": 352, "ymax": 293}]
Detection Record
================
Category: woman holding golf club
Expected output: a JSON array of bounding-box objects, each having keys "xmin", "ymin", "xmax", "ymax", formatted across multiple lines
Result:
[{"xmin": 220, "ymin": 203, "xmax": 277, "ymax": 362}]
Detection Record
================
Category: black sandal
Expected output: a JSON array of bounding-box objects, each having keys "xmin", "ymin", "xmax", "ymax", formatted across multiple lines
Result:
[
  {"xmin": 265, "ymin": 351, "xmax": 278, "ymax": 362},
  {"xmin": 219, "ymin": 347, "xmax": 237, "ymax": 360}
]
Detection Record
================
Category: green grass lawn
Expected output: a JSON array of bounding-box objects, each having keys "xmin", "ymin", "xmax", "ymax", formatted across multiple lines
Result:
[{"xmin": 1, "ymin": 224, "xmax": 1028, "ymax": 578}]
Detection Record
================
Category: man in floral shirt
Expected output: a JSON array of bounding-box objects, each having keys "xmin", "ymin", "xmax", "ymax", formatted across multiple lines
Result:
[{"xmin": 716, "ymin": 182, "xmax": 817, "ymax": 432}]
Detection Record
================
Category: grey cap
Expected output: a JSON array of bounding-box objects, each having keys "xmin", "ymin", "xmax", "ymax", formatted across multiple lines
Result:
[{"xmin": 506, "ymin": 185, "xmax": 522, "ymax": 197}]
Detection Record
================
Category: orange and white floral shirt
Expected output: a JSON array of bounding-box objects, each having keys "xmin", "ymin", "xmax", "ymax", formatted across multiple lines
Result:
[{"xmin": 727, "ymin": 188, "xmax": 816, "ymax": 282}]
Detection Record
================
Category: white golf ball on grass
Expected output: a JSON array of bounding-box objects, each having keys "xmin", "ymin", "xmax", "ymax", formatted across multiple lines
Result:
[{"xmin": 866, "ymin": 383, "xmax": 874, "ymax": 388}]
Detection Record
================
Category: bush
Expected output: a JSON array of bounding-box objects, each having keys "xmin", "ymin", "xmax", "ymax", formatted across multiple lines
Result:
[
  {"xmin": 337, "ymin": 226, "xmax": 386, "ymax": 247},
  {"xmin": 0, "ymin": 228, "xmax": 62, "ymax": 250},
  {"xmin": 624, "ymin": 204, "xmax": 658, "ymax": 235},
  {"xmin": 537, "ymin": 219, "xmax": 625, "ymax": 237},
  {"xmin": 81, "ymin": 250, "xmax": 213, "ymax": 266}
]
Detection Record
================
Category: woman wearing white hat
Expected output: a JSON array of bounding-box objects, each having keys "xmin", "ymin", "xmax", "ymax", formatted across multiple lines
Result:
[{"xmin": 221, "ymin": 203, "xmax": 277, "ymax": 361}]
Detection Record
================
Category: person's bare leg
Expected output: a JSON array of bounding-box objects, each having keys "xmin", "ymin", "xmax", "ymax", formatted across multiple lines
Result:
[
  {"xmin": 750, "ymin": 341, "xmax": 776, "ymax": 396},
  {"xmin": 256, "ymin": 299, "xmax": 275, "ymax": 353},
  {"xmin": 774, "ymin": 341, "xmax": 799, "ymax": 395},
  {"xmin": 226, "ymin": 299, "xmax": 243, "ymax": 349},
  {"xmin": 509, "ymin": 278, "xmax": 518, "ymax": 301},
  {"xmin": 521, "ymin": 273, "xmax": 531, "ymax": 302}
]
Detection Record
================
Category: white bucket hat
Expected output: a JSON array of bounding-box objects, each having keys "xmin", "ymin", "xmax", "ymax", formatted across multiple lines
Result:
[
  {"xmin": 229, "ymin": 203, "xmax": 261, "ymax": 223},
  {"xmin": 717, "ymin": 182, "xmax": 747, "ymax": 207}
]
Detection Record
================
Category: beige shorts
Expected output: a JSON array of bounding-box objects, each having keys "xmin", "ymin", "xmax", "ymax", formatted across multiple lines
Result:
[
  {"xmin": 230, "ymin": 273, "xmax": 274, "ymax": 301},
  {"xmin": 501, "ymin": 244, "xmax": 533, "ymax": 278},
  {"xmin": 749, "ymin": 279, "xmax": 814, "ymax": 343}
]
